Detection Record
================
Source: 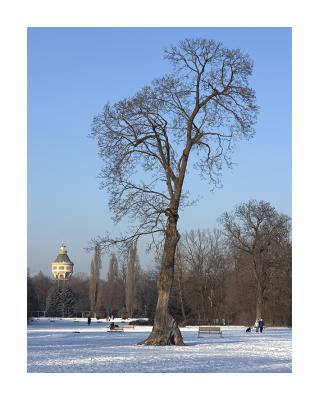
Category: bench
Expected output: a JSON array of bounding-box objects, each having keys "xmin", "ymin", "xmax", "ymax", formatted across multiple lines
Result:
[
  {"xmin": 122, "ymin": 324, "xmax": 135, "ymax": 329},
  {"xmin": 198, "ymin": 326, "xmax": 222, "ymax": 338},
  {"xmin": 107, "ymin": 323, "xmax": 124, "ymax": 332},
  {"xmin": 107, "ymin": 327, "xmax": 124, "ymax": 332}
]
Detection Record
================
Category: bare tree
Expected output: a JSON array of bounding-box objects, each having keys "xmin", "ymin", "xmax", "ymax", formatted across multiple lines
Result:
[
  {"xmin": 30, "ymin": 271, "xmax": 53, "ymax": 311},
  {"xmin": 89, "ymin": 244, "xmax": 102, "ymax": 316},
  {"xmin": 182, "ymin": 229, "xmax": 228, "ymax": 324},
  {"xmin": 125, "ymin": 241, "xmax": 141, "ymax": 317},
  {"xmin": 220, "ymin": 200, "xmax": 291, "ymax": 322},
  {"xmin": 223, "ymin": 248, "xmax": 258, "ymax": 324},
  {"xmin": 69, "ymin": 273, "xmax": 90, "ymax": 314},
  {"xmin": 91, "ymin": 38, "xmax": 258, "ymax": 345},
  {"xmin": 105, "ymin": 253, "xmax": 122, "ymax": 316},
  {"xmin": 173, "ymin": 245, "xmax": 187, "ymax": 323}
]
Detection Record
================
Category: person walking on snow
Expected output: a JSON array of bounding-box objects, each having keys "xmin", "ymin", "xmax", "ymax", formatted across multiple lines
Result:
[
  {"xmin": 254, "ymin": 320, "xmax": 259, "ymax": 332},
  {"xmin": 258, "ymin": 318, "xmax": 265, "ymax": 333}
]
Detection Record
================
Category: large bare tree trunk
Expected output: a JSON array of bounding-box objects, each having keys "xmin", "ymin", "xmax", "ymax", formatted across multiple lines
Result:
[{"xmin": 139, "ymin": 217, "xmax": 184, "ymax": 345}]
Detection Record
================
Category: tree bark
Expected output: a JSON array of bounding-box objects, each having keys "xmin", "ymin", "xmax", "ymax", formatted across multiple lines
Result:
[{"xmin": 138, "ymin": 216, "xmax": 184, "ymax": 345}]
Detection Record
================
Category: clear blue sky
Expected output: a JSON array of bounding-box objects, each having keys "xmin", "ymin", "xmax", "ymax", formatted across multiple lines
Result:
[{"xmin": 27, "ymin": 27, "xmax": 291, "ymax": 277}]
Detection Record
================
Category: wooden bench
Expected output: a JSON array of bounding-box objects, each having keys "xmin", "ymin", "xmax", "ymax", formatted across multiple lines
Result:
[
  {"xmin": 107, "ymin": 326, "xmax": 124, "ymax": 332},
  {"xmin": 198, "ymin": 326, "xmax": 222, "ymax": 338},
  {"xmin": 107, "ymin": 323, "xmax": 124, "ymax": 332}
]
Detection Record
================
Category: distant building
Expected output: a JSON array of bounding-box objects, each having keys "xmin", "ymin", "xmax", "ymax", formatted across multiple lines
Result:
[{"xmin": 51, "ymin": 242, "xmax": 74, "ymax": 280}]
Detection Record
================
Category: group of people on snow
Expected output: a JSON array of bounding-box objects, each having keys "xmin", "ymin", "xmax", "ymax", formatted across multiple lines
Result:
[{"xmin": 246, "ymin": 318, "xmax": 264, "ymax": 333}]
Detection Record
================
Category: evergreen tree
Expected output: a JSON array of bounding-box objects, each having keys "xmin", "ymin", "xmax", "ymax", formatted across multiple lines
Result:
[
  {"xmin": 46, "ymin": 286, "xmax": 60, "ymax": 317},
  {"xmin": 59, "ymin": 287, "xmax": 75, "ymax": 317},
  {"xmin": 46, "ymin": 285, "xmax": 75, "ymax": 317}
]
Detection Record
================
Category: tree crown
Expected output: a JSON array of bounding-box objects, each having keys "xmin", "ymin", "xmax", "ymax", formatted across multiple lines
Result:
[{"xmin": 91, "ymin": 38, "xmax": 258, "ymax": 251}]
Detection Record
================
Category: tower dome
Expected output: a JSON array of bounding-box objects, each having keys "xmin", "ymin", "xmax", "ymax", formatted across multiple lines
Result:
[{"xmin": 51, "ymin": 242, "xmax": 74, "ymax": 280}]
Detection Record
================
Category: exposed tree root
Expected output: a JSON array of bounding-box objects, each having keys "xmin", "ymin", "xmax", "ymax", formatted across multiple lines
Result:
[{"xmin": 138, "ymin": 314, "xmax": 184, "ymax": 346}]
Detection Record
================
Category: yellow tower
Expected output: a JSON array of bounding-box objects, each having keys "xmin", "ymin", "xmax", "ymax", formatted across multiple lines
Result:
[{"xmin": 51, "ymin": 242, "xmax": 74, "ymax": 280}]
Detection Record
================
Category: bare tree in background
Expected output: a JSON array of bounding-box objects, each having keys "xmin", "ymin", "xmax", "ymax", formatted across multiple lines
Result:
[
  {"xmin": 69, "ymin": 273, "xmax": 90, "ymax": 314},
  {"xmin": 220, "ymin": 200, "xmax": 291, "ymax": 322},
  {"xmin": 105, "ymin": 253, "xmax": 121, "ymax": 316},
  {"xmin": 125, "ymin": 241, "xmax": 141, "ymax": 317},
  {"xmin": 30, "ymin": 271, "xmax": 53, "ymax": 311},
  {"xmin": 89, "ymin": 244, "xmax": 102, "ymax": 316},
  {"xmin": 91, "ymin": 38, "xmax": 258, "ymax": 345},
  {"xmin": 174, "ymin": 245, "xmax": 187, "ymax": 323},
  {"xmin": 182, "ymin": 229, "xmax": 227, "ymax": 324}
]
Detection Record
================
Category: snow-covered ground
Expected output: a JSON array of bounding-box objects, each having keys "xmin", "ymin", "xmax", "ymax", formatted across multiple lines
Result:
[{"xmin": 27, "ymin": 318, "xmax": 291, "ymax": 373}]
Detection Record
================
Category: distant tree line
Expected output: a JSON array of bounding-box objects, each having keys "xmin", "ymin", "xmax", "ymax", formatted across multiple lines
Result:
[{"xmin": 27, "ymin": 200, "xmax": 291, "ymax": 326}]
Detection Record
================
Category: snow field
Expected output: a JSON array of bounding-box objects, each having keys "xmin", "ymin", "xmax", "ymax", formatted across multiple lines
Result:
[{"xmin": 27, "ymin": 318, "xmax": 291, "ymax": 373}]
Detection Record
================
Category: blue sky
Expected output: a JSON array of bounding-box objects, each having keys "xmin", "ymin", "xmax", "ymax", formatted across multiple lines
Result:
[{"xmin": 28, "ymin": 27, "xmax": 291, "ymax": 276}]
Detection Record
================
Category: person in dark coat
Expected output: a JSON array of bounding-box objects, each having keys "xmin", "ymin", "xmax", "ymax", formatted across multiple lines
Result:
[
  {"xmin": 258, "ymin": 319, "xmax": 265, "ymax": 333},
  {"xmin": 87, "ymin": 316, "xmax": 91, "ymax": 325}
]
